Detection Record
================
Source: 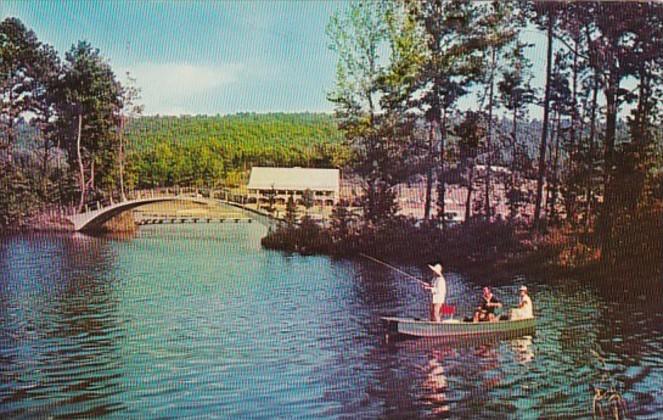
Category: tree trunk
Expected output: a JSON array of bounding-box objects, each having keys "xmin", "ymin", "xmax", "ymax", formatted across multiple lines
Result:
[
  {"xmin": 485, "ymin": 46, "xmax": 496, "ymax": 220},
  {"xmin": 76, "ymin": 114, "xmax": 86, "ymax": 213},
  {"xmin": 549, "ymin": 112, "xmax": 562, "ymax": 223},
  {"xmin": 534, "ymin": 12, "xmax": 554, "ymax": 229},
  {"xmin": 438, "ymin": 110, "xmax": 447, "ymax": 230},
  {"xmin": 40, "ymin": 128, "xmax": 50, "ymax": 195},
  {"xmin": 511, "ymin": 106, "xmax": 518, "ymax": 187},
  {"xmin": 509, "ymin": 107, "xmax": 519, "ymax": 219},
  {"xmin": 599, "ymin": 72, "xmax": 619, "ymax": 262},
  {"xmin": 566, "ymin": 36, "xmax": 580, "ymax": 224},
  {"xmin": 584, "ymin": 70, "xmax": 599, "ymax": 230},
  {"xmin": 570, "ymin": 36, "xmax": 579, "ymax": 150},
  {"xmin": 465, "ymin": 162, "xmax": 474, "ymax": 223},
  {"xmin": 90, "ymin": 160, "xmax": 95, "ymax": 191},
  {"xmin": 119, "ymin": 115, "xmax": 126, "ymax": 201},
  {"xmin": 424, "ymin": 121, "xmax": 435, "ymax": 220}
]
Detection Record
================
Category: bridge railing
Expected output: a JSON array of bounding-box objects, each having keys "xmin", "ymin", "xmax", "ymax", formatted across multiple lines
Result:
[
  {"xmin": 36, "ymin": 204, "xmax": 79, "ymax": 219},
  {"xmin": 75, "ymin": 187, "xmax": 240, "ymax": 215}
]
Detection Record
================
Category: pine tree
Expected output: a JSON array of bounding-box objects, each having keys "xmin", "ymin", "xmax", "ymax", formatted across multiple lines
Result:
[
  {"xmin": 56, "ymin": 41, "xmax": 123, "ymax": 211},
  {"xmin": 404, "ymin": 0, "xmax": 486, "ymax": 226},
  {"xmin": 498, "ymin": 41, "xmax": 535, "ymax": 221}
]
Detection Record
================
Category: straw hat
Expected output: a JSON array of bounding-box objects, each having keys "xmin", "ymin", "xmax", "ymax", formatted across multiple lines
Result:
[{"xmin": 428, "ymin": 263, "xmax": 443, "ymax": 276}]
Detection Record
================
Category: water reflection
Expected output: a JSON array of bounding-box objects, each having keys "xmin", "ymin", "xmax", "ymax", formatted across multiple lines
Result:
[
  {"xmin": 510, "ymin": 335, "xmax": 534, "ymax": 365},
  {"xmin": 421, "ymin": 349, "xmax": 452, "ymax": 416},
  {"xmin": 0, "ymin": 229, "xmax": 661, "ymax": 418},
  {"xmin": 0, "ymin": 234, "xmax": 126, "ymax": 417}
]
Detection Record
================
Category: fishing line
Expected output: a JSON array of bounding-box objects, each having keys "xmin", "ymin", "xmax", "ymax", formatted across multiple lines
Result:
[{"xmin": 359, "ymin": 253, "xmax": 428, "ymax": 286}]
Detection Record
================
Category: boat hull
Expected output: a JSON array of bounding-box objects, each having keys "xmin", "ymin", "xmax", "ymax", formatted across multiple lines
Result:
[{"xmin": 381, "ymin": 317, "xmax": 536, "ymax": 340}]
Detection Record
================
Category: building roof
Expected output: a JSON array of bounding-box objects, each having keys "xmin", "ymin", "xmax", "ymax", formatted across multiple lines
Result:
[{"xmin": 248, "ymin": 167, "xmax": 340, "ymax": 191}]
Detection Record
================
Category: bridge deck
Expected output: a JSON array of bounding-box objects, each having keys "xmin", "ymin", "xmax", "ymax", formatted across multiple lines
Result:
[{"xmin": 137, "ymin": 216, "xmax": 253, "ymax": 225}]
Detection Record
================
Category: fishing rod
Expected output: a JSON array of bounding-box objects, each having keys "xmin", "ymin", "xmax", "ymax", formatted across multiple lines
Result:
[{"xmin": 359, "ymin": 253, "xmax": 429, "ymax": 287}]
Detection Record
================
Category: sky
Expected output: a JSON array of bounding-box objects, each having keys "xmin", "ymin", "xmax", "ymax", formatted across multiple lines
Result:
[
  {"xmin": 3, "ymin": 0, "xmax": 345, "ymax": 115},
  {"xmin": 3, "ymin": 1, "xmax": 553, "ymax": 117}
]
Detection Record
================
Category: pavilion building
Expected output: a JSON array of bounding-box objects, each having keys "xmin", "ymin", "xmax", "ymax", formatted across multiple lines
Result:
[{"xmin": 247, "ymin": 167, "xmax": 340, "ymax": 207}]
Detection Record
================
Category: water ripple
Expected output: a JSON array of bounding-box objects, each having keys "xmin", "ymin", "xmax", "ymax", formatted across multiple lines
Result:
[{"xmin": 1, "ymin": 229, "xmax": 661, "ymax": 418}]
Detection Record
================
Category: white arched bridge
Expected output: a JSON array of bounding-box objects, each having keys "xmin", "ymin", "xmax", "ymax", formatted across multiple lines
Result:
[{"xmin": 65, "ymin": 193, "xmax": 276, "ymax": 232}]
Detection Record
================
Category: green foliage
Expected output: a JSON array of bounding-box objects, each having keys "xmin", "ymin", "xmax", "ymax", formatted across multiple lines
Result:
[
  {"xmin": 0, "ymin": 18, "xmax": 60, "ymax": 154},
  {"xmin": 361, "ymin": 180, "xmax": 399, "ymax": 224},
  {"xmin": 0, "ymin": 162, "xmax": 41, "ymax": 228},
  {"xmin": 284, "ymin": 195, "xmax": 297, "ymax": 226},
  {"xmin": 301, "ymin": 189, "xmax": 315, "ymax": 210},
  {"xmin": 264, "ymin": 186, "xmax": 276, "ymax": 213},
  {"xmin": 329, "ymin": 200, "xmax": 356, "ymax": 244},
  {"xmin": 261, "ymin": 215, "xmax": 332, "ymax": 255},
  {"xmin": 126, "ymin": 113, "xmax": 346, "ymax": 188},
  {"xmin": 327, "ymin": 1, "xmax": 414, "ymax": 222}
]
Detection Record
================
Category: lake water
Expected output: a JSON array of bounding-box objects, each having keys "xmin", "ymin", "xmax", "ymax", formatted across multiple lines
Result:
[{"xmin": 1, "ymin": 224, "xmax": 661, "ymax": 418}]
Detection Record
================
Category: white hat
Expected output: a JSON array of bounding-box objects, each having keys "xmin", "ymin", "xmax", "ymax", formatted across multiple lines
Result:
[
  {"xmin": 519, "ymin": 285, "xmax": 528, "ymax": 292},
  {"xmin": 428, "ymin": 263, "xmax": 443, "ymax": 276}
]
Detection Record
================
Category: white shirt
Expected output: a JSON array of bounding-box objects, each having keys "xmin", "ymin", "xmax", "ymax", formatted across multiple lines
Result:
[
  {"xmin": 431, "ymin": 275, "xmax": 446, "ymax": 304},
  {"xmin": 516, "ymin": 294, "xmax": 533, "ymax": 319}
]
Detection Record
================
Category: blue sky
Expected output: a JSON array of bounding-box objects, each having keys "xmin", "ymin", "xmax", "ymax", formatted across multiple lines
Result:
[
  {"xmin": 3, "ymin": 1, "xmax": 553, "ymax": 117},
  {"xmin": 4, "ymin": 1, "xmax": 344, "ymax": 115}
]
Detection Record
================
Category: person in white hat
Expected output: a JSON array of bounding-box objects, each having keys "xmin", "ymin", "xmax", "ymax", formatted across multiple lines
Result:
[
  {"xmin": 422, "ymin": 263, "xmax": 446, "ymax": 322},
  {"xmin": 510, "ymin": 285, "xmax": 534, "ymax": 320}
]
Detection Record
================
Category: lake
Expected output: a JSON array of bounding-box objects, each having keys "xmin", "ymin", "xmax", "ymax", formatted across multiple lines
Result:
[{"xmin": 1, "ymin": 224, "xmax": 661, "ymax": 418}]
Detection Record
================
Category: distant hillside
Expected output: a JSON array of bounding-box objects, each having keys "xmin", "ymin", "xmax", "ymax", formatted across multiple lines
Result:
[
  {"xmin": 125, "ymin": 113, "xmax": 349, "ymax": 188},
  {"xmin": 128, "ymin": 112, "xmax": 345, "ymax": 163}
]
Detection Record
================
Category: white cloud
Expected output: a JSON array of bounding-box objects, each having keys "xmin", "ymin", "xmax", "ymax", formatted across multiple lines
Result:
[{"xmin": 122, "ymin": 62, "xmax": 244, "ymax": 115}]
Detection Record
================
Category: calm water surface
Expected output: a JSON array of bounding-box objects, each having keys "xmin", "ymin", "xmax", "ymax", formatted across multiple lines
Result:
[{"xmin": 1, "ymin": 224, "xmax": 661, "ymax": 418}]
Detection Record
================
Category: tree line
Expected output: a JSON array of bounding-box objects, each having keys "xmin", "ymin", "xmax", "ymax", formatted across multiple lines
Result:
[
  {"xmin": 0, "ymin": 17, "xmax": 348, "ymax": 228},
  {"xmin": 321, "ymin": 0, "xmax": 662, "ymax": 267},
  {"xmin": 0, "ymin": 17, "xmax": 135, "ymax": 226}
]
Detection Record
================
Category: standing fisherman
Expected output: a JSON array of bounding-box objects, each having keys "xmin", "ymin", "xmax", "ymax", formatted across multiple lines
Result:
[{"xmin": 422, "ymin": 263, "xmax": 446, "ymax": 322}]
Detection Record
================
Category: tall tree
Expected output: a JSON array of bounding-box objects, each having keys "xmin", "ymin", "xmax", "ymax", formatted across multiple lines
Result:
[
  {"xmin": 56, "ymin": 41, "xmax": 123, "ymax": 211},
  {"xmin": 498, "ymin": 40, "xmax": 535, "ymax": 220},
  {"xmin": 475, "ymin": 1, "xmax": 520, "ymax": 220},
  {"xmin": 531, "ymin": 1, "xmax": 560, "ymax": 229},
  {"xmin": 552, "ymin": 5, "xmax": 595, "ymax": 227},
  {"xmin": 118, "ymin": 72, "xmax": 143, "ymax": 201},
  {"xmin": 0, "ymin": 18, "xmax": 57, "ymax": 160},
  {"xmin": 580, "ymin": 2, "xmax": 663, "ymax": 261},
  {"xmin": 31, "ymin": 45, "xmax": 61, "ymax": 198},
  {"xmin": 327, "ymin": 0, "xmax": 410, "ymax": 224},
  {"xmin": 456, "ymin": 110, "xmax": 484, "ymax": 223},
  {"xmin": 546, "ymin": 51, "xmax": 574, "ymax": 223},
  {"xmin": 405, "ymin": 0, "xmax": 485, "ymax": 225}
]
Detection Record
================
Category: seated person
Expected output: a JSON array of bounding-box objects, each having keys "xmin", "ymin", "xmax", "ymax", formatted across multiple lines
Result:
[
  {"xmin": 473, "ymin": 287, "xmax": 502, "ymax": 322},
  {"xmin": 510, "ymin": 286, "xmax": 534, "ymax": 320}
]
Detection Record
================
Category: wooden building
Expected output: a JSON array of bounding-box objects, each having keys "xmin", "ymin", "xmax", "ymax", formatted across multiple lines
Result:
[{"xmin": 247, "ymin": 167, "xmax": 340, "ymax": 207}]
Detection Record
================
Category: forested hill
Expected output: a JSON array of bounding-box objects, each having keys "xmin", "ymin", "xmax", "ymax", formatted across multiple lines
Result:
[
  {"xmin": 124, "ymin": 112, "xmax": 349, "ymax": 188},
  {"xmin": 128, "ymin": 113, "xmax": 342, "ymax": 147}
]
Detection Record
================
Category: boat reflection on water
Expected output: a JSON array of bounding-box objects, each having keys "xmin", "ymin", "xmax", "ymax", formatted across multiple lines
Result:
[
  {"xmin": 392, "ymin": 333, "xmax": 541, "ymax": 417},
  {"xmin": 510, "ymin": 335, "xmax": 535, "ymax": 364},
  {"xmin": 421, "ymin": 348, "xmax": 454, "ymax": 416}
]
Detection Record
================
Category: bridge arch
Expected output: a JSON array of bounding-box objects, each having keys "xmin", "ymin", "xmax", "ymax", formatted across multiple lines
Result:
[{"xmin": 66, "ymin": 197, "xmax": 272, "ymax": 232}]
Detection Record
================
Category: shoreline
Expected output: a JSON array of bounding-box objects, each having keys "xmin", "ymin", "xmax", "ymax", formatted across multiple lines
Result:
[
  {"xmin": 6, "ymin": 210, "xmax": 660, "ymax": 287},
  {"xmin": 261, "ymin": 217, "xmax": 663, "ymax": 286}
]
